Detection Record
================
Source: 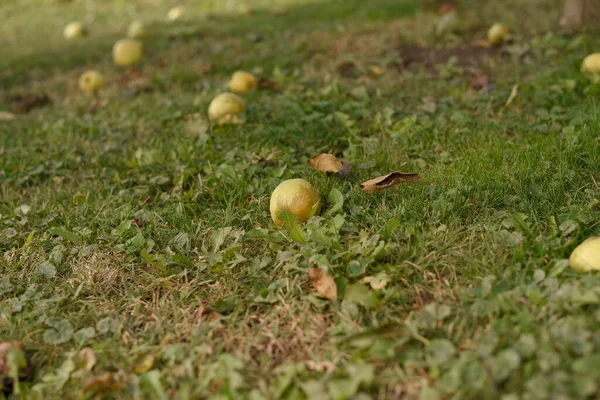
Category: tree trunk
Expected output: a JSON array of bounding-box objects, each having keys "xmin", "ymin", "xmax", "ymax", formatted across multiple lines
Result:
[{"xmin": 561, "ymin": 0, "xmax": 600, "ymax": 29}]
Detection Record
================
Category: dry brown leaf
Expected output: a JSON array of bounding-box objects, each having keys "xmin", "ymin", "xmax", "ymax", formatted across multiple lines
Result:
[
  {"xmin": 360, "ymin": 172, "xmax": 420, "ymax": 192},
  {"xmin": 132, "ymin": 354, "xmax": 155, "ymax": 374},
  {"xmin": 473, "ymin": 39, "xmax": 491, "ymax": 48},
  {"xmin": 84, "ymin": 372, "xmax": 124, "ymax": 395},
  {"xmin": 308, "ymin": 154, "xmax": 351, "ymax": 178},
  {"xmin": 0, "ymin": 111, "xmax": 16, "ymax": 121},
  {"xmin": 308, "ymin": 268, "xmax": 337, "ymax": 300}
]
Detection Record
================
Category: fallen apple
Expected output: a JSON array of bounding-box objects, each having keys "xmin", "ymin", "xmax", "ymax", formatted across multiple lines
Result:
[
  {"xmin": 581, "ymin": 53, "xmax": 600, "ymax": 82},
  {"xmin": 487, "ymin": 23, "xmax": 509, "ymax": 46},
  {"xmin": 112, "ymin": 39, "xmax": 144, "ymax": 67},
  {"xmin": 228, "ymin": 71, "xmax": 258, "ymax": 94},
  {"xmin": 167, "ymin": 6, "xmax": 184, "ymax": 21},
  {"xmin": 127, "ymin": 21, "xmax": 146, "ymax": 39},
  {"xmin": 569, "ymin": 236, "xmax": 600, "ymax": 272},
  {"xmin": 78, "ymin": 70, "xmax": 106, "ymax": 93},
  {"xmin": 207, "ymin": 93, "xmax": 246, "ymax": 125},
  {"xmin": 270, "ymin": 178, "xmax": 321, "ymax": 226},
  {"xmin": 63, "ymin": 22, "xmax": 86, "ymax": 40}
]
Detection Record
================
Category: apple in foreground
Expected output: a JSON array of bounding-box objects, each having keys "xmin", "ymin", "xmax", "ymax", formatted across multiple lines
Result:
[
  {"xmin": 569, "ymin": 237, "xmax": 600, "ymax": 272},
  {"xmin": 113, "ymin": 39, "xmax": 144, "ymax": 67},
  {"xmin": 207, "ymin": 93, "xmax": 246, "ymax": 125},
  {"xmin": 270, "ymin": 178, "xmax": 321, "ymax": 226}
]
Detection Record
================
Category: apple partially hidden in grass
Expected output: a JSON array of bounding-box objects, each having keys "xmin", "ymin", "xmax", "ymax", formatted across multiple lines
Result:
[
  {"xmin": 63, "ymin": 22, "xmax": 86, "ymax": 40},
  {"xmin": 78, "ymin": 70, "xmax": 106, "ymax": 93},
  {"xmin": 569, "ymin": 237, "xmax": 600, "ymax": 272},
  {"xmin": 487, "ymin": 23, "xmax": 509, "ymax": 46},
  {"xmin": 128, "ymin": 21, "xmax": 146, "ymax": 39},
  {"xmin": 228, "ymin": 71, "xmax": 258, "ymax": 94},
  {"xmin": 112, "ymin": 39, "xmax": 143, "ymax": 67},
  {"xmin": 207, "ymin": 93, "xmax": 246, "ymax": 125},
  {"xmin": 270, "ymin": 178, "xmax": 321, "ymax": 226},
  {"xmin": 581, "ymin": 53, "xmax": 600, "ymax": 82},
  {"xmin": 168, "ymin": 6, "xmax": 184, "ymax": 21}
]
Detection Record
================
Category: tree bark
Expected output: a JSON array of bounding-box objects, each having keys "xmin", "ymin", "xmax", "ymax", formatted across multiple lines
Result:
[{"xmin": 561, "ymin": 0, "xmax": 600, "ymax": 29}]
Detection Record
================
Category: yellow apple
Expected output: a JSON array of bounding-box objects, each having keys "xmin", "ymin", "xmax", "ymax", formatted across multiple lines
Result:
[
  {"xmin": 228, "ymin": 71, "xmax": 258, "ymax": 94},
  {"xmin": 581, "ymin": 53, "xmax": 600, "ymax": 82},
  {"xmin": 127, "ymin": 21, "xmax": 146, "ymax": 39},
  {"xmin": 167, "ymin": 6, "xmax": 184, "ymax": 21},
  {"xmin": 63, "ymin": 22, "xmax": 86, "ymax": 40},
  {"xmin": 207, "ymin": 93, "xmax": 246, "ymax": 125},
  {"xmin": 112, "ymin": 39, "xmax": 143, "ymax": 67},
  {"xmin": 569, "ymin": 237, "xmax": 600, "ymax": 272},
  {"xmin": 78, "ymin": 70, "xmax": 106, "ymax": 93},
  {"xmin": 270, "ymin": 179, "xmax": 321, "ymax": 226},
  {"xmin": 488, "ymin": 23, "xmax": 509, "ymax": 46}
]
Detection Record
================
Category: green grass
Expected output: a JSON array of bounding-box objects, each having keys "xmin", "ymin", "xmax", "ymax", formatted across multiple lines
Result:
[{"xmin": 1, "ymin": 0, "xmax": 600, "ymax": 399}]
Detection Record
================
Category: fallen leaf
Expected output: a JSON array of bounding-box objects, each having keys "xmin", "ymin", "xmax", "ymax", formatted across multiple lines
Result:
[
  {"xmin": 473, "ymin": 39, "xmax": 491, "ymax": 48},
  {"xmin": 270, "ymin": 7, "xmax": 286, "ymax": 15},
  {"xmin": 84, "ymin": 372, "xmax": 124, "ymax": 395},
  {"xmin": 258, "ymin": 78, "xmax": 282, "ymax": 92},
  {"xmin": 308, "ymin": 268, "xmax": 337, "ymax": 300},
  {"xmin": 360, "ymin": 172, "xmax": 420, "ymax": 192},
  {"xmin": 11, "ymin": 93, "xmax": 51, "ymax": 113},
  {"xmin": 133, "ymin": 354, "xmax": 155, "ymax": 374},
  {"xmin": 470, "ymin": 74, "xmax": 489, "ymax": 91},
  {"xmin": 0, "ymin": 111, "xmax": 16, "ymax": 121},
  {"xmin": 338, "ymin": 61, "xmax": 361, "ymax": 79},
  {"xmin": 362, "ymin": 272, "xmax": 390, "ymax": 290},
  {"xmin": 367, "ymin": 65, "xmax": 385, "ymax": 76},
  {"xmin": 308, "ymin": 154, "xmax": 351, "ymax": 178}
]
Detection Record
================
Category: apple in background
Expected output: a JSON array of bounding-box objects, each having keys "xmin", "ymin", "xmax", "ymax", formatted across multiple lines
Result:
[
  {"xmin": 207, "ymin": 93, "xmax": 247, "ymax": 125},
  {"xmin": 78, "ymin": 70, "xmax": 106, "ymax": 93},
  {"xmin": 112, "ymin": 39, "xmax": 144, "ymax": 67},
  {"xmin": 581, "ymin": 53, "xmax": 600, "ymax": 82},
  {"xmin": 487, "ymin": 23, "xmax": 509, "ymax": 46},
  {"xmin": 167, "ymin": 6, "xmax": 184, "ymax": 21},
  {"xmin": 127, "ymin": 21, "xmax": 146, "ymax": 39},
  {"xmin": 63, "ymin": 22, "xmax": 86, "ymax": 39},
  {"xmin": 270, "ymin": 179, "xmax": 321, "ymax": 226},
  {"xmin": 228, "ymin": 71, "xmax": 258, "ymax": 94}
]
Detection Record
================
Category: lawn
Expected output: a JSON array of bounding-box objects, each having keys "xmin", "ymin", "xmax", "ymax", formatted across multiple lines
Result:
[{"xmin": 1, "ymin": 0, "xmax": 600, "ymax": 399}]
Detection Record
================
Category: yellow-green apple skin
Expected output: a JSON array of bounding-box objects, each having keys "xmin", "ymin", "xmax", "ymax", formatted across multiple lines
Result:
[
  {"xmin": 112, "ymin": 39, "xmax": 143, "ymax": 67},
  {"xmin": 64, "ymin": 22, "xmax": 86, "ymax": 39},
  {"xmin": 569, "ymin": 237, "xmax": 600, "ymax": 272},
  {"xmin": 127, "ymin": 21, "xmax": 146, "ymax": 39},
  {"xmin": 78, "ymin": 70, "xmax": 106, "ymax": 93},
  {"xmin": 207, "ymin": 93, "xmax": 246, "ymax": 125},
  {"xmin": 270, "ymin": 179, "xmax": 321, "ymax": 226},
  {"xmin": 228, "ymin": 71, "xmax": 258, "ymax": 94},
  {"xmin": 168, "ymin": 6, "xmax": 184, "ymax": 21},
  {"xmin": 487, "ymin": 23, "xmax": 509, "ymax": 46}
]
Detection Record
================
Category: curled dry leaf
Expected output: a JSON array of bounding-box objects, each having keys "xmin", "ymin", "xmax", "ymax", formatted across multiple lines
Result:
[
  {"xmin": 308, "ymin": 154, "xmax": 351, "ymax": 178},
  {"xmin": 0, "ymin": 111, "xmax": 16, "ymax": 121},
  {"xmin": 84, "ymin": 371, "xmax": 124, "ymax": 395},
  {"xmin": 360, "ymin": 172, "xmax": 420, "ymax": 192},
  {"xmin": 308, "ymin": 268, "xmax": 337, "ymax": 300}
]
